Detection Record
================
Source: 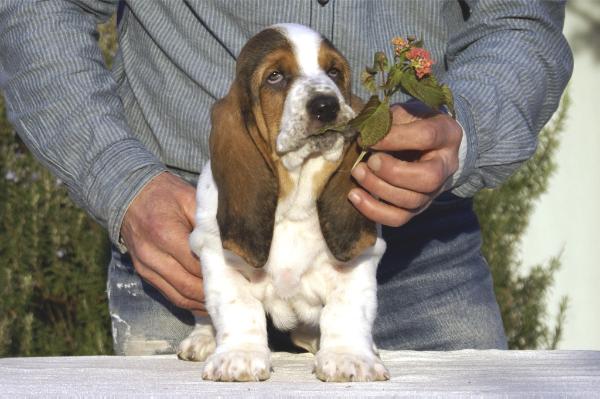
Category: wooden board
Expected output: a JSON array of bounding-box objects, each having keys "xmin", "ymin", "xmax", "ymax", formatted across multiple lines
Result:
[{"xmin": 1, "ymin": 350, "xmax": 599, "ymax": 397}]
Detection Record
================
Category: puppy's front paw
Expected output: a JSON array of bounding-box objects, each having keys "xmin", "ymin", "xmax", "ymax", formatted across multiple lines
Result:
[
  {"xmin": 314, "ymin": 349, "xmax": 389, "ymax": 382},
  {"xmin": 202, "ymin": 349, "xmax": 271, "ymax": 382},
  {"xmin": 177, "ymin": 325, "xmax": 216, "ymax": 362}
]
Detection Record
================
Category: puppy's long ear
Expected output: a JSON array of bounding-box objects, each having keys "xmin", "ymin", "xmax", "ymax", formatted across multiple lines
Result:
[
  {"xmin": 317, "ymin": 140, "xmax": 377, "ymax": 262},
  {"xmin": 210, "ymin": 85, "xmax": 278, "ymax": 268},
  {"xmin": 318, "ymin": 95, "xmax": 377, "ymax": 261}
]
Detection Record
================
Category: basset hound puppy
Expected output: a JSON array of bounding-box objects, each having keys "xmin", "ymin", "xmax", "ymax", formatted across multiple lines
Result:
[{"xmin": 179, "ymin": 23, "xmax": 389, "ymax": 382}]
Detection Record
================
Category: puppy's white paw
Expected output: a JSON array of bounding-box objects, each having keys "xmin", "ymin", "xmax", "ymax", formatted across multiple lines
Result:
[
  {"xmin": 177, "ymin": 325, "xmax": 216, "ymax": 362},
  {"xmin": 202, "ymin": 349, "xmax": 271, "ymax": 382},
  {"xmin": 314, "ymin": 349, "xmax": 389, "ymax": 382}
]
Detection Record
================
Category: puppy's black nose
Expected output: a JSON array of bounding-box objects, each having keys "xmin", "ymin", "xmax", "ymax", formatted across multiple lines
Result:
[{"xmin": 307, "ymin": 95, "xmax": 340, "ymax": 124}]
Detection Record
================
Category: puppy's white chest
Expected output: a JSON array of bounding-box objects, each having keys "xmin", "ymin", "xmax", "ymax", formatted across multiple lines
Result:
[
  {"xmin": 266, "ymin": 210, "xmax": 329, "ymax": 297},
  {"xmin": 253, "ymin": 213, "xmax": 331, "ymax": 329},
  {"xmin": 255, "ymin": 156, "xmax": 339, "ymax": 329}
]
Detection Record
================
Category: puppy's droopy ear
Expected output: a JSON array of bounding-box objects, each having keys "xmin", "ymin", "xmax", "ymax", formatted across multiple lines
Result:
[
  {"xmin": 209, "ymin": 86, "xmax": 278, "ymax": 268},
  {"xmin": 317, "ymin": 140, "xmax": 377, "ymax": 262}
]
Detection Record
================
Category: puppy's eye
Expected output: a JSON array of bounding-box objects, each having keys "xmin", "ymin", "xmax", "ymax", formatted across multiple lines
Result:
[
  {"xmin": 267, "ymin": 71, "xmax": 284, "ymax": 84},
  {"xmin": 327, "ymin": 68, "xmax": 340, "ymax": 80}
]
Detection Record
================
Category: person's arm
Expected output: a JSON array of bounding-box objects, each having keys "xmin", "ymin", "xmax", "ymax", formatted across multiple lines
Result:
[
  {"xmin": 0, "ymin": 1, "xmax": 205, "ymax": 312},
  {"xmin": 0, "ymin": 0, "xmax": 164, "ymax": 244},
  {"xmin": 444, "ymin": 0, "xmax": 573, "ymax": 197},
  {"xmin": 349, "ymin": 0, "xmax": 573, "ymax": 226}
]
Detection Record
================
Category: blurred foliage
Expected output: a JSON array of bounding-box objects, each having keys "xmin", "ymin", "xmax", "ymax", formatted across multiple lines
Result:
[
  {"xmin": 567, "ymin": 1, "xmax": 600, "ymax": 60},
  {"xmin": 98, "ymin": 15, "xmax": 119, "ymax": 68},
  {"xmin": 0, "ymin": 14, "xmax": 569, "ymax": 356},
  {"xmin": 474, "ymin": 93, "xmax": 570, "ymax": 349},
  {"xmin": 0, "ymin": 17, "xmax": 117, "ymax": 357}
]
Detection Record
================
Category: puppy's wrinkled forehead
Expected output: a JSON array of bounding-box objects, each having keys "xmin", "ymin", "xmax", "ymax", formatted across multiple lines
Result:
[
  {"xmin": 236, "ymin": 23, "xmax": 346, "ymax": 83},
  {"xmin": 235, "ymin": 28, "xmax": 292, "ymax": 79},
  {"xmin": 273, "ymin": 23, "xmax": 329, "ymax": 76}
]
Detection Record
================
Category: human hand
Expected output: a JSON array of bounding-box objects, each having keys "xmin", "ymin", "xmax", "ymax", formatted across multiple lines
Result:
[
  {"xmin": 120, "ymin": 172, "xmax": 206, "ymax": 315},
  {"xmin": 348, "ymin": 102, "xmax": 462, "ymax": 227}
]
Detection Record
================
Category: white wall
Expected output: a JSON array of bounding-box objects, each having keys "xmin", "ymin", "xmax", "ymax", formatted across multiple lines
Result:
[{"xmin": 521, "ymin": 3, "xmax": 600, "ymax": 349}]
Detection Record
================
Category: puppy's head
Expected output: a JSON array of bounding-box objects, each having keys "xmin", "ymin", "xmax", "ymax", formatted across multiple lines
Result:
[
  {"xmin": 210, "ymin": 24, "xmax": 375, "ymax": 268},
  {"xmin": 235, "ymin": 24, "xmax": 356, "ymax": 165}
]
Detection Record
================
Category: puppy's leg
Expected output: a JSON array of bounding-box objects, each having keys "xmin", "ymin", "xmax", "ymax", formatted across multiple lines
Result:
[
  {"xmin": 200, "ymin": 251, "xmax": 271, "ymax": 382},
  {"xmin": 315, "ymin": 238, "xmax": 389, "ymax": 382},
  {"xmin": 190, "ymin": 163, "xmax": 271, "ymax": 382},
  {"xmin": 178, "ymin": 162, "xmax": 218, "ymax": 362},
  {"xmin": 177, "ymin": 315, "xmax": 216, "ymax": 362}
]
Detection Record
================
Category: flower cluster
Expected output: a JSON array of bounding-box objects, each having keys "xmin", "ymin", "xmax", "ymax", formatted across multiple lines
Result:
[
  {"xmin": 392, "ymin": 36, "xmax": 434, "ymax": 79},
  {"xmin": 321, "ymin": 35, "xmax": 454, "ymax": 170},
  {"xmin": 405, "ymin": 47, "xmax": 434, "ymax": 79}
]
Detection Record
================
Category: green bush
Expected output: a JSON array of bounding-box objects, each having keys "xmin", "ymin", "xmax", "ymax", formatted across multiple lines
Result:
[
  {"xmin": 0, "ymin": 18, "xmax": 116, "ymax": 357},
  {"xmin": 0, "ymin": 95, "xmax": 112, "ymax": 356},
  {"xmin": 475, "ymin": 93, "xmax": 570, "ymax": 349}
]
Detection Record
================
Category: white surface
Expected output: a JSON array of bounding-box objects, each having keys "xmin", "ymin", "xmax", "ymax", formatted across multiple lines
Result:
[
  {"xmin": 1, "ymin": 350, "xmax": 599, "ymax": 397},
  {"xmin": 521, "ymin": 4, "xmax": 600, "ymax": 350}
]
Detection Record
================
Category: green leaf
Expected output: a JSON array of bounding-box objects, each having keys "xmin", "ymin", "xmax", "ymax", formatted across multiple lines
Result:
[
  {"xmin": 314, "ymin": 122, "xmax": 349, "ymax": 136},
  {"xmin": 442, "ymin": 84, "xmax": 455, "ymax": 117},
  {"xmin": 399, "ymin": 72, "xmax": 448, "ymax": 111},
  {"xmin": 349, "ymin": 95, "xmax": 380, "ymax": 129},
  {"xmin": 349, "ymin": 96, "xmax": 392, "ymax": 149}
]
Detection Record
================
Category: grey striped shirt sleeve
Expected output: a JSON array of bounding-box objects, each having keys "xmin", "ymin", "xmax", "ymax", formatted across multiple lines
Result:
[
  {"xmin": 444, "ymin": 0, "xmax": 573, "ymax": 197},
  {"xmin": 0, "ymin": 0, "xmax": 167, "ymax": 249}
]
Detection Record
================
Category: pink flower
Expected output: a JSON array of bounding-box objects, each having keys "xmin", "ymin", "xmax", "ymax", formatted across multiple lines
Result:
[{"xmin": 406, "ymin": 47, "xmax": 434, "ymax": 79}]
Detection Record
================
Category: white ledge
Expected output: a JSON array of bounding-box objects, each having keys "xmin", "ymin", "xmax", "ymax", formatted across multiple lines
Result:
[{"xmin": 1, "ymin": 350, "xmax": 599, "ymax": 397}]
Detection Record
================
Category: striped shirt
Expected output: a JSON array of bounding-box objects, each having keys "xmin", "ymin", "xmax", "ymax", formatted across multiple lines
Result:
[{"xmin": 0, "ymin": 1, "xmax": 573, "ymax": 248}]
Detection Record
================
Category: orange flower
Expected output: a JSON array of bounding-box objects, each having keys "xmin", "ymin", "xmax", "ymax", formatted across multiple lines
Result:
[{"xmin": 391, "ymin": 37, "xmax": 409, "ymax": 55}]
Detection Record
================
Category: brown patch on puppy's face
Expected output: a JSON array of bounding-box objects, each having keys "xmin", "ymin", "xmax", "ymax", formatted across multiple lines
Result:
[
  {"xmin": 235, "ymin": 29, "xmax": 300, "ymax": 154},
  {"xmin": 256, "ymin": 50, "xmax": 300, "ymax": 149},
  {"xmin": 234, "ymin": 29, "xmax": 302, "ymax": 199},
  {"xmin": 234, "ymin": 29, "xmax": 297, "ymax": 155},
  {"xmin": 253, "ymin": 49, "xmax": 301, "ymax": 199},
  {"xmin": 318, "ymin": 39, "xmax": 352, "ymax": 101}
]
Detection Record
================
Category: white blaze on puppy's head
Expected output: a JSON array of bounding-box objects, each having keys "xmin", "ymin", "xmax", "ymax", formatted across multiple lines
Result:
[
  {"xmin": 270, "ymin": 24, "xmax": 356, "ymax": 169},
  {"xmin": 272, "ymin": 23, "xmax": 323, "ymax": 76}
]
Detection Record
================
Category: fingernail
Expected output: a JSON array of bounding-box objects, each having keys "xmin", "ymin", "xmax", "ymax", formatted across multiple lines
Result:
[
  {"xmin": 368, "ymin": 155, "xmax": 381, "ymax": 172},
  {"xmin": 352, "ymin": 164, "xmax": 366, "ymax": 181},
  {"xmin": 348, "ymin": 190, "xmax": 361, "ymax": 204}
]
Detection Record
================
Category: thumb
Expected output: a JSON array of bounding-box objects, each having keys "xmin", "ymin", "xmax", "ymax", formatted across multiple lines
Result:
[{"xmin": 180, "ymin": 189, "xmax": 197, "ymax": 228}]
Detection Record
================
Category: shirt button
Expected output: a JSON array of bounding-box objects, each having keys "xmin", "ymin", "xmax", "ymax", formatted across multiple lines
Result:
[{"xmin": 317, "ymin": 0, "xmax": 329, "ymax": 5}]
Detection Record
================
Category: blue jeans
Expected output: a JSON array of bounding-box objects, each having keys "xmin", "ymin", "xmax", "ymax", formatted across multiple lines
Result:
[
  {"xmin": 107, "ymin": 193, "xmax": 507, "ymax": 355},
  {"xmin": 375, "ymin": 193, "xmax": 507, "ymax": 350}
]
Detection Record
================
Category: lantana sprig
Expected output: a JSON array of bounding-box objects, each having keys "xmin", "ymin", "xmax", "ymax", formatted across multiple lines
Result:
[{"xmin": 336, "ymin": 36, "xmax": 455, "ymax": 169}]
